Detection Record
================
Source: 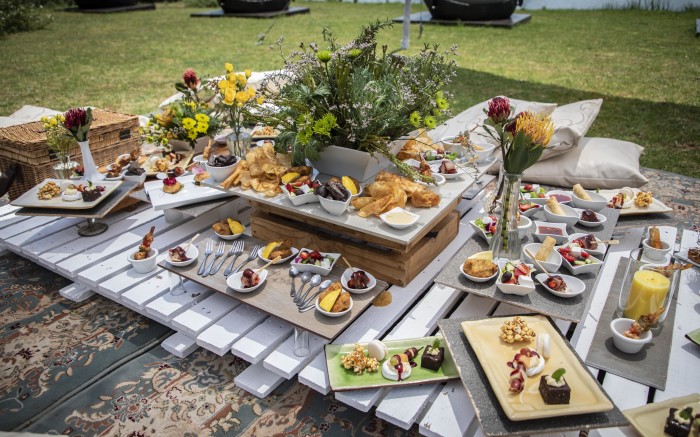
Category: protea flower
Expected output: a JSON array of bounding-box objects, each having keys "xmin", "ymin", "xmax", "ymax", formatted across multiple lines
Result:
[
  {"xmin": 487, "ymin": 97, "xmax": 511, "ymax": 124},
  {"xmin": 506, "ymin": 111, "xmax": 529, "ymax": 136},
  {"xmin": 514, "ymin": 112, "xmax": 554, "ymax": 147},
  {"xmin": 63, "ymin": 107, "xmax": 92, "ymax": 141},
  {"xmin": 183, "ymin": 68, "xmax": 199, "ymax": 90}
]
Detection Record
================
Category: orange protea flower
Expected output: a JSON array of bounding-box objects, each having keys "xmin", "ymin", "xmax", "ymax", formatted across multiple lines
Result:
[{"xmin": 515, "ymin": 112, "xmax": 554, "ymax": 147}]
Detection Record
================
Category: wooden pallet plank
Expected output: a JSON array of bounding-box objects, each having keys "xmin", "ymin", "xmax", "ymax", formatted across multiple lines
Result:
[
  {"xmin": 262, "ymin": 332, "xmax": 327, "ymax": 379},
  {"xmin": 146, "ymin": 282, "xmax": 213, "ymax": 322},
  {"xmin": 602, "ymin": 373, "xmax": 649, "ymax": 410},
  {"xmin": 197, "ymin": 304, "xmax": 267, "ymax": 356},
  {"xmin": 0, "ymin": 212, "xmax": 28, "ymax": 230},
  {"xmin": 171, "ymin": 293, "xmax": 240, "ymax": 338},
  {"xmin": 233, "ymin": 364, "xmax": 285, "ymax": 399},
  {"xmin": 0, "ymin": 204, "xmax": 20, "ymax": 217},
  {"xmin": 419, "ymin": 380, "xmax": 474, "ymax": 437},
  {"xmin": 4, "ymin": 217, "xmax": 83, "ymax": 251},
  {"xmin": 58, "ymin": 282, "xmax": 94, "ymax": 302},
  {"xmin": 230, "ymin": 318, "xmax": 293, "ymax": 364},
  {"xmin": 110, "ymin": 264, "xmax": 170, "ymax": 304},
  {"xmin": 1, "ymin": 216, "xmax": 60, "ymax": 239},
  {"xmin": 161, "ymin": 332, "xmax": 198, "ymax": 359}
]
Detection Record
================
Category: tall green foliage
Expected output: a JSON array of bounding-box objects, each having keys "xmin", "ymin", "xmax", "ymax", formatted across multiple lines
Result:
[{"xmin": 0, "ymin": 0, "xmax": 53, "ymax": 36}]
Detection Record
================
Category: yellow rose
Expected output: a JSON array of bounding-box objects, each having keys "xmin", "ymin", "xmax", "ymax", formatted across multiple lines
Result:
[
  {"xmin": 256, "ymin": 96, "xmax": 265, "ymax": 105},
  {"xmin": 224, "ymin": 88, "xmax": 235, "ymax": 105},
  {"xmin": 218, "ymin": 79, "xmax": 229, "ymax": 91},
  {"xmin": 237, "ymin": 73, "xmax": 246, "ymax": 87},
  {"xmin": 228, "ymin": 73, "xmax": 237, "ymax": 84},
  {"xmin": 247, "ymin": 87, "xmax": 256, "ymax": 99},
  {"xmin": 225, "ymin": 63, "xmax": 234, "ymax": 73},
  {"xmin": 49, "ymin": 118, "xmax": 57, "ymax": 127},
  {"xmin": 235, "ymin": 91, "xmax": 249, "ymax": 104},
  {"xmin": 245, "ymin": 68, "xmax": 252, "ymax": 78}
]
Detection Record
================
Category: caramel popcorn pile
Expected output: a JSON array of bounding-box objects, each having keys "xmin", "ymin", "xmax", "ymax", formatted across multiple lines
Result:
[
  {"xmin": 500, "ymin": 316, "xmax": 536, "ymax": 343},
  {"xmin": 340, "ymin": 344, "xmax": 379, "ymax": 375},
  {"xmin": 37, "ymin": 182, "xmax": 61, "ymax": 200},
  {"xmin": 634, "ymin": 191, "xmax": 653, "ymax": 207}
]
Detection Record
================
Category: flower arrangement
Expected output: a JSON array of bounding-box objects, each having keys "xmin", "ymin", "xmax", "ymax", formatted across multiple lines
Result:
[
  {"xmin": 140, "ymin": 69, "xmax": 222, "ymax": 150},
  {"xmin": 62, "ymin": 107, "xmax": 93, "ymax": 142},
  {"xmin": 41, "ymin": 114, "xmax": 75, "ymax": 158},
  {"xmin": 255, "ymin": 21, "xmax": 456, "ymax": 181}
]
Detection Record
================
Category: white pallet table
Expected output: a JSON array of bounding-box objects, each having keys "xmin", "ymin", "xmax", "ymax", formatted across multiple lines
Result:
[
  {"xmin": 0, "ymin": 204, "xmax": 20, "ymax": 216},
  {"xmin": 593, "ymin": 427, "xmax": 637, "ymax": 437},
  {"xmin": 601, "ymin": 373, "xmax": 650, "ymax": 410},
  {"xmin": 230, "ymin": 318, "xmax": 294, "ymax": 364},
  {"xmin": 171, "ymin": 292, "xmax": 240, "ymax": 338},
  {"xmin": 197, "ymin": 305, "xmax": 267, "ymax": 356},
  {"xmin": 162, "ymin": 332, "xmax": 199, "ymax": 359},
  {"xmin": 0, "ymin": 212, "xmax": 29, "ymax": 230},
  {"xmin": 234, "ymin": 364, "xmax": 284, "ymax": 399},
  {"xmin": 146, "ymin": 281, "xmax": 213, "ymax": 323},
  {"xmin": 263, "ymin": 331, "xmax": 328, "ymax": 379},
  {"xmin": 41, "ymin": 206, "xmax": 163, "ymax": 268},
  {"xmin": 1, "ymin": 216, "xmax": 61, "ymax": 239},
  {"xmin": 59, "ymin": 282, "xmax": 94, "ymax": 302},
  {"xmin": 4, "ymin": 217, "xmax": 84, "ymax": 252},
  {"xmin": 419, "ymin": 380, "xmax": 475, "ymax": 437}
]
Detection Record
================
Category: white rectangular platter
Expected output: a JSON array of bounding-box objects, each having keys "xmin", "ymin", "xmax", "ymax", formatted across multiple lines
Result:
[
  {"xmin": 598, "ymin": 188, "xmax": 672, "ymax": 215},
  {"xmin": 144, "ymin": 174, "xmax": 234, "ymax": 211},
  {"xmin": 11, "ymin": 178, "xmax": 122, "ymax": 210}
]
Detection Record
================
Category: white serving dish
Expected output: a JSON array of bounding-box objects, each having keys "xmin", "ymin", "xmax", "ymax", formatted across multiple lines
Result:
[
  {"xmin": 318, "ymin": 189, "xmax": 351, "ymax": 216},
  {"xmin": 205, "ymin": 158, "xmax": 239, "ymax": 182},
  {"xmin": 226, "ymin": 269, "xmax": 268, "ymax": 293},
  {"xmin": 533, "ymin": 221, "xmax": 569, "ymax": 245},
  {"xmin": 379, "ymin": 207, "xmax": 420, "ymax": 230},
  {"xmin": 523, "ymin": 242, "xmax": 563, "ymax": 272},
  {"xmin": 104, "ymin": 168, "xmax": 126, "ymax": 181},
  {"xmin": 143, "ymin": 174, "xmax": 234, "ymax": 211},
  {"xmin": 192, "ymin": 155, "xmax": 208, "ymax": 164},
  {"xmin": 316, "ymin": 293, "xmax": 353, "ymax": 317},
  {"xmin": 535, "ymin": 273, "xmax": 585, "ymax": 299},
  {"xmin": 460, "ymin": 261, "xmax": 498, "ymax": 283},
  {"xmin": 470, "ymin": 142, "xmax": 497, "ymax": 162},
  {"xmin": 545, "ymin": 190, "xmax": 573, "ymax": 205},
  {"xmin": 518, "ymin": 202, "xmax": 541, "ymax": 218},
  {"xmin": 166, "ymin": 245, "xmax": 199, "ymax": 267},
  {"xmin": 11, "ymin": 179, "xmax": 122, "ymax": 210},
  {"xmin": 568, "ymin": 233, "xmax": 607, "ymax": 258},
  {"xmin": 641, "ymin": 238, "xmax": 671, "ymax": 262},
  {"xmin": 557, "ymin": 246, "xmax": 604, "ymax": 275},
  {"xmin": 257, "ymin": 246, "xmax": 299, "ymax": 264},
  {"xmin": 127, "ymin": 248, "xmax": 159, "ymax": 274},
  {"xmin": 469, "ymin": 219, "xmax": 493, "ymax": 242},
  {"xmin": 291, "ymin": 248, "xmax": 340, "ymax": 276},
  {"xmin": 544, "ymin": 203, "xmax": 579, "ymax": 226},
  {"xmin": 282, "ymin": 186, "xmax": 319, "ymax": 207},
  {"xmin": 429, "ymin": 160, "xmax": 465, "ymax": 180},
  {"xmin": 610, "ymin": 318, "xmax": 652, "ymax": 354},
  {"xmin": 572, "ymin": 190, "xmax": 608, "ymax": 212},
  {"xmin": 495, "ymin": 260, "xmax": 536, "ymax": 296},
  {"xmin": 340, "ymin": 268, "xmax": 377, "ymax": 294},
  {"xmin": 517, "ymin": 215, "xmax": 532, "ymax": 239},
  {"xmin": 574, "ymin": 208, "xmax": 607, "ymax": 227},
  {"xmin": 123, "ymin": 171, "xmax": 147, "ymax": 186},
  {"xmin": 214, "ymin": 229, "xmax": 244, "ymax": 240}
]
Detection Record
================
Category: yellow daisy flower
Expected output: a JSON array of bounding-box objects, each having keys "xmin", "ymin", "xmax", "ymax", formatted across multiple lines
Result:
[
  {"xmin": 225, "ymin": 63, "xmax": 234, "ymax": 73},
  {"xmin": 245, "ymin": 68, "xmax": 252, "ymax": 78}
]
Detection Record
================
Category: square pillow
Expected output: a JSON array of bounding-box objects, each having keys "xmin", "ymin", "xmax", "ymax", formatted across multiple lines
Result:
[
  {"xmin": 522, "ymin": 137, "xmax": 648, "ymax": 189},
  {"xmin": 540, "ymin": 99, "xmax": 603, "ymax": 160}
]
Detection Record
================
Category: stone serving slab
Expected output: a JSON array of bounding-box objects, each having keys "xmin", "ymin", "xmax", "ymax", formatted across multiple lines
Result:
[
  {"xmin": 584, "ymin": 259, "xmax": 679, "ymax": 390},
  {"xmin": 433, "ymin": 207, "xmax": 620, "ymax": 323},
  {"xmin": 438, "ymin": 318, "xmax": 629, "ymax": 437}
]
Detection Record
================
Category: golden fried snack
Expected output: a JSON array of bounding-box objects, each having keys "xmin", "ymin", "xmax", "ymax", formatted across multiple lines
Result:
[
  {"xmin": 573, "ymin": 184, "xmax": 591, "ymax": 200},
  {"xmin": 546, "ymin": 196, "xmax": 565, "ymax": 216},
  {"xmin": 410, "ymin": 189, "xmax": 439, "ymax": 208},
  {"xmin": 463, "ymin": 259, "xmax": 498, "ymax": 278},
  {"xmin": 649, "ymin": 226, "xmax": 662, "ymax": 249},
  {"xmin": 331, "ymin": 291, "xmax": 351, "ymax": 312},
  {"xmin": 535, "ymin": 236, "xmax": 556, "ymax": 261},
  {"xmin": 635, "ymin": 191, "xmax": 653, "ymax": 207},
  {"xmin": 154, "ymin": 158, "xmax": 170, "ymax": 172},
  {"xmin": 203, "ymin": 143, "xmax": 212, "ymax": 159},
  {"xmin": 212, "ymin": 220, "xmax": 232, "ymax": 235},
  {"xmin": 351, "ymin": 196, "xmax": 376, "ymax": 210}
]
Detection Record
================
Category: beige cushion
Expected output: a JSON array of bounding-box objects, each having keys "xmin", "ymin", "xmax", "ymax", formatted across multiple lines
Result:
[
  {"xmin": 523, "ymin": 137, "xmax": 648, "ymax": 189},
  {"xmin": 541, "ymin": 99, "xmax": 603, "ymax": 160}
]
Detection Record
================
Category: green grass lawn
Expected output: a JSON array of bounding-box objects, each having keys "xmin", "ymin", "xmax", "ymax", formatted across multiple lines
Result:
[{"xmin": 1, "ymin": 2, "xmax": 698, "ymax": 177}]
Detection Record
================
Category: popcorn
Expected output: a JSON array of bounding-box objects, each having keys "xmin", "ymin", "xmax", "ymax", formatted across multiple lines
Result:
[
  {"xmin": 340, "ymin": 344, "xmax": 379, "ymax": 375},
  {"xmin": 634, "ymin": 191, "xmax": 653, "ymax": 208},
  {"xmin": 500, "ymin": 316, "xmax": 536, "ymax": 343}
]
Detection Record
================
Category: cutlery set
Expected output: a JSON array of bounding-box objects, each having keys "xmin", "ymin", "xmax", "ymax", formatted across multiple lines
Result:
[
  {"xmin": 196, "ymin": 239, "xmax": 261, "ymax": 278},
  {"xmin": 288, "ymin": 267, "xmax": 333, "ymax": 312}
]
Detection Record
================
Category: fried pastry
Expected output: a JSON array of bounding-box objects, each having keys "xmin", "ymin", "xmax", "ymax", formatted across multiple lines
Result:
[
  {"xmin": 536, "ymin": 236, "xmax": 557, "ymax": 261},
  {"xmin": 546, "ymin": 196, "xmax": 565, "ymax": 216},
  {"xmin": 573, "ymin": 184, "xmax": 591, "ymax": 200}
]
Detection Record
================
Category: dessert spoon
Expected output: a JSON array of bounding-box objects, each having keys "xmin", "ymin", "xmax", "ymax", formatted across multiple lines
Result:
[
  {"xmin": 296, "ymin": 274, "xmax": 321, "ymax": 304},
  {"xmin": 298, "ymin": 279, "xmax": 333, "ymax": 308},
  {"xmin": 294, "ymin": 272, "xmax": 313, "ymax": 304},
  {"xmin": 288, "ymin": 266, "xmax": 300, "ymax": 298},
  {"xmin": 299, "ymin": 281, "xmax": 333, "ymax": 312}
]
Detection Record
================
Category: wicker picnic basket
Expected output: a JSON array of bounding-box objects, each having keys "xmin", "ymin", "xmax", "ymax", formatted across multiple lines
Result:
[{"xmin": 0, "ymin": 108, "xmax": 141, "ymax": 200}]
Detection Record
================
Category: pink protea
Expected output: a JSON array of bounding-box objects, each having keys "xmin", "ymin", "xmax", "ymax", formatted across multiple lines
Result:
[
  {"xmin": 183, "ymin": 68, "xmax": 199, "ymax": 90},
  {"xmin": 63, "ymin": 108, "xmax": 88, "ymax": 131},
  {"xmin": 487, "ymin": 97, "xmax": 511, "ymax": 124}
]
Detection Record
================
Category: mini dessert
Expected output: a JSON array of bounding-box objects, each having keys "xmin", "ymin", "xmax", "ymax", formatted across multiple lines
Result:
[
  {"xmin": 162, "ymin": 175, "xmax": 183, "ymax": 194},
  {"xmin": 539, "ymin": 368, "xmax": 570, "ymax": 405},
  {"xmin": 536, "ymin": 333, "xmax": 551, "ymax": 359},
  {"xmin": 240, "ymin": 268, "xmax": 260, "ymax": 288},
  {"xmin": 421, "ymin": 339, "xmax": 444, "ymax": 371},
  {"xmin": 544, "ymin": 275, "xmax": 567, "ymax": 292},
  {"xmin": 316, "ymin": 180, "xmax": 350, "ymax": 202},
  {"xmin": 500, "ymin": 316, "xmax": 536, "ymax": 344},
  {"xmin": 37, "ymin": 182, "xmax": 61, "ymax": 200},
  {"xmin": 546, "ymin": 196, "xmax": 566, "ymax": 216},
  {"xmin": 521, "ymin": 184, "xmax": 546, "ymax": 199},
  {"xmin": 133, "ymin": 226, "xmax": 155, "ymax": 260},
  {"xmin": 295, "ymin": 249, "xmax": 335, "ymax": 269},
  {"xmin": 664, "ymin": 407, "xmax": 695, "ymax": 437},
  {"xmin": 347, "ymin": 270, "xmax": 371, "ymax": 289},
  {"xmin": 71, "ymin": 165, "xmax": 84, "ymax": 178},
  {"xmin": 558, "ymin": 245, "xmax": 596, "ymax": 266},
  {"xmin": 500, "ymin": 262, "xmax": 532, "ymax": 285},
  {"xmin": 689, "ymin": 248, "xmax": 700, "ymax": 264},
  {"xmin": 318, "ymin": 282, "xmax": 350, "ymax": 313},
  {"xmin": 634, "ymin": 191, "xmax": 653, "ymax": 207},
  {"xmin": 341, "ymin": 344, "xmax": 379, "ymax": 375},
  {"xmin": 572, "ymin": 183, "xmax": 591, "ymax": 200},
  {"xmin": 168, "ymin": 246, "xmax": 189, "ymax": 262},
  {"xmin": 367, "ymin": 339, "xmax": 388, "ymax": 361},
  {"xmin": 193, "ymin": 170, "xmax": 210, "ymax": 183},
  {"xmin": 508, "ymin": 347, "xmax": 544, "ymax": 378},
  {"xmin": 106, "ymin": 164, "xmax": 122, "ymax": 178},
  {"xmin": 463, "ymin": 258, "xmax": 498, "ymax": 278},
  {"xmin": 61, "ymin": 184, "xmax": 81, "ymax": 202},
  {"xmin": 125, "ymin": 161, "xmax": 145, "ymax": 176},
  {"xmin": 535, "ymin": 236, "xmax": 556, "ymax": 261},
  {"xmin": 608, "ymin": 191, "xmax": 630, "ymax": 209},
  {"xmin": 80, "ymin": 182, "xmax": 103, "ymax": 202},
  {"xmin": 262, "ymin": 240, "xmax": 293, "ymax": 260},
  {"xmin": 572, "ymin": 234, "xmax": 598, "ymax": 251},
  {"xmin": 508, "ymin": 366, "xmax": 526, "ymax": 394},
  {"xmin": 153, "ymin": 157, "xmax": 171, "ymax": 173},
  {"xmin": 438, "ymin": 159, "xmax": 457, "ymax": 175},
  {"xmin": 475, "ymin": 216, "xmax": 498, "ymax": 238},
  {"xmin": 580, "ymin": 209, "xmax": 599, "ymax": 222},
  {"xmin": 207, "ymin": 154, "xmax": 237, "ymax": 167},
  {"xmin": 383, "ymin": 347, "xmax": 421, "ymax": 381},
  {"xmin": 624, "ymin": 306, "xmax": 664, "ymax": 339},
  {"xmin": 649, "ymin": 226, "xmax": 663, "ymax": 249}
]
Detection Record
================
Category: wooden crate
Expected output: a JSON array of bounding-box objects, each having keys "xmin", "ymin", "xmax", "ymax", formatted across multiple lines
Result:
[{"xmin": 251, "ymin": 209, "xmax": 459, "ymax": 286}]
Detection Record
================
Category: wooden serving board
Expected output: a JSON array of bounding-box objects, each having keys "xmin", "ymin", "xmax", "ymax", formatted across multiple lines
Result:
[{"xmin": 159, "ymin": 234, "xmax": 388, "ymax": 340}]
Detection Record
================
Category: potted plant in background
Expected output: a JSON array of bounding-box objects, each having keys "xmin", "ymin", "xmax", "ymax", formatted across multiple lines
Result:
[
  {"xmin": 256, "ymin": 21, "xmax": 456, "ymax": 182},
  {"xmin": 41, "ymin": 114, "xmax": 77, "ymax": 179}
]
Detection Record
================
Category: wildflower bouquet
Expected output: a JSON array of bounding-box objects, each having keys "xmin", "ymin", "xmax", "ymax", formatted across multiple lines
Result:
[
  {"xmin": 41, "ymin": 113, "xmax": 75, "ymax": 158},
  {"xmin": 256, "ymin": 21, "xmax": 456, "ymax": 182},
  {"xmin": 141, "ymin": 69, "xmax": 222, "ymax": 150}
]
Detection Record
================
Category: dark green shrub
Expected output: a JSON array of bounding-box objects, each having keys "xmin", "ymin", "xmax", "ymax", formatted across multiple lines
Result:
[
  {"xmin": 184, "ymin": 0, "xmax": 219, "ymax": 6},
  {"xmin": 0, "ymin": 0, "xmax": 53, "ymax": 36}
]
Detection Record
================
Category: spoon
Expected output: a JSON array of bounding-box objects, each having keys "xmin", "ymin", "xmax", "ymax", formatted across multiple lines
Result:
[
  {"xmin": 296, "ymin": 274, "xmax": 321, "ymax": 305},
  {"xmin": 288, "ymin": 266, "xmax": 300, "ymax": 298},
  {"xmin": 299, "ymin": 281, "xmax": 334, "ymax": 312},
  {"xmin": 183, "ymin": 233, "xmax": 199, "ymax": 251},
  {"xmin": 293, "ymin": 272, "xmax": 313, "ymax": 304},
  {"xmin": 255, "ymin": 256, "xmax": 281, "ymax": 275},
  {"xmin": 299, "ymin": 279, "xmax": 333, "ymax": 308},
  {"xmin": 524, "ymin": 248, "xmax": 552, "ymax": 278},
  {"xmin": 342, "ymin": 256, "xmax": 354, "ymax": 270}
]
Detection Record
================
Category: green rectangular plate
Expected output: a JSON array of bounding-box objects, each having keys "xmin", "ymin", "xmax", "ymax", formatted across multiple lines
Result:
[{"xmin": 325, "ymin": 336, "xmax": 459, "ymax": 392}]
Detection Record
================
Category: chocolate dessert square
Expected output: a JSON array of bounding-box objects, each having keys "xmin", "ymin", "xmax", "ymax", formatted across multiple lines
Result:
[
  {"xmin": 538, "ymin": 375, "xmax": 570, "ymax": 405},
  {"xmin": 664, "ymin": 408, "xmax": 692, "ymax": 437},
  {"xmin": 420, "ymin": 345, "xmax": 444, "ymax": 371}
]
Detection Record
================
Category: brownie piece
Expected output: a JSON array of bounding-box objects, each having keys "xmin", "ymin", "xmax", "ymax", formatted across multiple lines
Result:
[
  {"xmin": 538, "ymin": 375, "xmax": 570, "ymax": 405},
  {"xmin": 81, "ymin": 188, "xmax": 101, "ymax": 202},
  {"xmin": 420, "ymin": 345, "xmax": 444, "ymax": 371},
  {"xmin": 664, "ymin": 408, "xmax": 693, "ymax": 437}
]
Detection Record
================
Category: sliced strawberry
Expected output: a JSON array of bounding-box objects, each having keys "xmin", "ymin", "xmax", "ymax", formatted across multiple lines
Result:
[
  {"xmin": 310, "ymin": 250, "xmax": 323, "ymax": 260},
  {"xmin": 524, "ymin": 184, "xmax": 532, "ymax": 191},
  {"xmin": 538, "ymin": 193, "xmax": 545, "ymax": 198},
  {"xmin": 299, "ymin": 251, "xmax": 310, "ymax": 260},
  {"xmin": 580, "ymin": 251, "xmax": 590, "ymax": 258}
]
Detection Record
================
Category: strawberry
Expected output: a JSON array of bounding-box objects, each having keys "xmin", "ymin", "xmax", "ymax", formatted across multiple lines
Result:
[
  {"xmin": 516, "ymin": 264, "xmax": 530, "ymax": 276},
  {"xmin": 299, "ymin": 251, "xmax": 310, "ymax": 260},
  {"xmin": 580, "ymin": 251, "xmax": 590, "ymax": 259},
  {"xmin": 310, "ymin": 250, "xmax": 323, "ymax": 260},
  {"xmin": 487, "ymin": 223, "xmax": 497, "ymax": 234},
  {"xmin": 538, "ymin": 193, "xmax": 545, "ymax": 198},
  {"xmin": 285, "ymin": 183, "xmax": 293, "ymax": 192},
  {"xmin": 524, "ymin": 184, "xmax": 532, "ymax": 191}
]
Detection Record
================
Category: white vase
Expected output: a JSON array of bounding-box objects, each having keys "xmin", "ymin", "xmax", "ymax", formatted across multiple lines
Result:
[{"xmin": 78, "ymin": 140, "xmax": 102, "ymax": 182}]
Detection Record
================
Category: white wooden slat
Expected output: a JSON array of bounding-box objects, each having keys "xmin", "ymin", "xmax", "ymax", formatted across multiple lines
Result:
[
  {"xmin": 111, "ymin": 264, "xmax": 171, "ymax": 305},
  {"xmin": 4, "ymin": 217, "xmax": 83, "ymax": 251},
  {"xmin": 1, "ymin": 216, "xmax": 60, "ymax": 239},
  {"xmin": 161, "ymin": 332, "xmax": 199, "ymax": 359},
  {"xmin": 0, "ymin": 212, "xmax": 28, "ymax": 230},
  {"xmin": 197, "ymin": 305, "xmax": 267, "ymax": 356},
  {"xmin": 262, "ymin": 332, "xmax": 327, "ymax": 379},
  {"xmin": 146, "ymin": 282, "xmax": 213, "ymax": 322},
  {"xmin": 0, "ymin": 204, "xmax": 20, "ymax": 216},
  {"xmin": 602, "ymin": 373, "xmax": 649, "ymax": 410},
  {"xmin": 419, "ymin": 381, "xmax": 474, "ymax": 437},
  {"xmin": 230, "ymin": 318, "xmax": 294, "ymax": 364},
  {"xmin": 59, "ymin": 282, "xmax": 94, "ymax": 302},
  {"xmin": 233, "ymin": 364, "xmax": 285, "ymax": 399},
  {"xmin": 171, "ymin": 293, "xmax": 240, "ymax": 338},
  {"xmin": 593, "ymin": 426, "xmax": 638, "ymax": 437}
]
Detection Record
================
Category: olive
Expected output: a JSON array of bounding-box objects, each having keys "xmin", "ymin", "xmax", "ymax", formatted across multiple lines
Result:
[{"xmin": 502, "ymin": 271, "xmax": 513, "ymax": 283}]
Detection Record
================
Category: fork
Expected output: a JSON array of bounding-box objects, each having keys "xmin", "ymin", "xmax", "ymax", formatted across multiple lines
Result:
[
  {"xmin": 214, "ymin": 240, "xmax": 243, "ymax": 276},
  {"xmin": 203, "ymin": 241, "xmax": 225, "ymax": 277},
  {"xmin": 196, "ymin": 240, "xmax": 214, "ymax": 275},
  {"xmin": 232, "ymin": 245, "xmax": 261, "ymax": 275},
  {"xmin": 223, "ymin": 241, "xmax": 245, "ymax": 277}
]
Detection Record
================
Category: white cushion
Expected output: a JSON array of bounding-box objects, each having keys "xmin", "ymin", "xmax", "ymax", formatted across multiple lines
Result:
[
  {"xmin": 523, "ymin": 137, "xmax": 648, "ymax": 189},
  {"xmin": 541, "ymin": 99, "xmax": 602, "ymax": 160}
]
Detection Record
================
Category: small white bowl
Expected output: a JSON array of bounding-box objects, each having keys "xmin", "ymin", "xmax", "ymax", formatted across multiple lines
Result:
[
  {"xmin": 641, "ymin": 239, "xmax": 671, "ymax": 261},
  {"xmin": 104, "ymin": 169, "xmax": 126, "ymax": 181},
  {"xmin": 469, "ymin": 219, "xmax": 493, "ymax": 242},
  {"xmin": 568, "ymin": 233, "xmax": 607, "ymax": 258},
  {"xmin": 496, "ymin": 260, "xmax": 536, "ymax": 296},
  {"xmin": 166, "ymin": 245, "xmax": 199, "ymax": 267},
  {"xmin": 214, "ymin": 229, "xmax": 244, "ymax": 241},
  {"xmin": 523, "ymin": 242, "xmax": 563, "ymax": 272},
  {"xmin": 193, "ymin": 155, "xmax": 207, "ymax": 164},
  {"xmin": 460, "ymin": 261, "xmax": 498, "ymax": 283},
  {"xmin": 470, "ymin": 142, "xmax": 497, "ymax": 162},
  {"xmin": 128, "ymin": 248, "xmax": 159, "ymax": 274},
  {"xmin": 546, "ymin": 190, "xmax": 573, "ymax": 205},
  {"xmin": 257, "ymin": 246, "xmax": 299, "ymax": 264},
  {"xmin": 544, "ymin": 203, "xmax": 580, "ymax": 227},
  {"xmin": 533, "ymin": 221, "xmax": 569, "ymax": 245},
  {"xmin": 205, "ymin": 158, "xmax": 239, "ymax": 182},
  {"xmin": 380, "ymin": 207, "xmax": 420, "ymax": 230},
  {"xmin": 557, "ymin": 246, "xmax": 604, "ymax": 275},
  {"xmin": 535, "ymin": 273, "xmax": 585, "ymax": 299},
  {"xmin": 123, "ymin": 171, "xmax": 147, "ymax": 186},
  {"xmin": 340, "ymin": 267, "xmax": 377, "ymax": 294},
  {"xmin": 283, "ymin": 187, "xmax": 319, "ymax": 206},
  {"xmin": 292, "ymin": 248, "xmax": 339, "ymax": 276},
  {"xmin": 429, "ymin": 160, "xmax": 465, "ymax": 180},
  {"xmin": 518, "ymin": 201, "xmax": 541, "ymax": 218},
  {"xmin": 318, "ymin": 189, "xmax": 351, "ymax": 216},
  {"xmin": 610, "ymin": 318, "xmax": 652, "ymax": 354},
  {"xmin": 316, "ymin": 293, "xmax": 353, "ymax": 317},
  {"xmin": 575, "ymin": 208, "xmax": 607, "ymax": 228},
  {"xmin": 226, "ymin": 269, "xmax": 268, "ymax": 293},
  {"xmin": 572, "ymin": 190, "xmax": 608, "ymax": 212},
  {"xmin": 518, "ymin": 215, "xmax": 532, "ymax": 240}
]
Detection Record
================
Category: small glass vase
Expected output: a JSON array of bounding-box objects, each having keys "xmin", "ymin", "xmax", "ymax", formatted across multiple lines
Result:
[
  {"xmin": 53, "ymin": 154, "xmax": 76, "ymax": 179},
  {"xmin": 226, "ymin": 129, "xmax": 251, "ymax": 158},
  {"xmin": 489, "ymin": 172, "xmax": 523, "ymax": 262}
]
